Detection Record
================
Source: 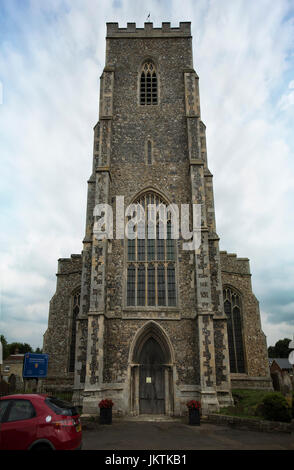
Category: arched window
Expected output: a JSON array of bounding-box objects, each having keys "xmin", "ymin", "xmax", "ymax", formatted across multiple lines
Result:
[
  {"xmin": 69, "ymin": 290, "xmax": 80, "ymax": 372},
  {"xmin": 223, "ymin": 287, "xmax": 245, "ymax": 373},
  {"xmin": 140, "ymin": 61, "xmax": 158, "ymax": 105},
  {"xmin": 126, "ymin": 192, "xmax": 176, "ymax": 307}
]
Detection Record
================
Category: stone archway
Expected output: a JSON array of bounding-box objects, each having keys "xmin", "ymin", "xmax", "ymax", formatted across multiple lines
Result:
[
  {"xmin": 128, "ymin": 321, "xmax": 175, "ymax": 415},
  {"xmin": 139, "ymin": 337, "xmax": 165, "ymax": 414}
]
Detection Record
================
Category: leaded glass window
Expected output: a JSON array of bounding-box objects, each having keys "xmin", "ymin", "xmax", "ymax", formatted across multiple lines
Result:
[
  {"xmin": 137, "ymin": 219, "xmax": 145, "ymax": 261},
  {"xmin": 69, "ymin": 291, "xmax": 80, "ymax": 372},
  {"xmin": 166, "ymin": 221, "xmax": 174, "ymax": 261},
  {"xmin": 156, "ymin": 223, "xmax": 165, "ymax": 261},
  {"xmin": 126, "ymin": 192, "xmax": 177, "ymax": 307},
  {"xmin": 127, "ymin": 265, "xmax": 136, "ymax": 306},
  {"xmin": 167, "ymin": 265, "xmax": 176, "ymax": 306},
  {"xmin": 157, "ymin": 264, "xmax": 166, "ymax": 306},
  {"xmin": 140, "ymin": 61, "xmax": 158, "ymax": 105},
  {"xmin": 223, "ymin": 287, "xmax": 245, "ymax": 373},
  {"xmin": 148, "ymin": 265, "xmax": 156, "ymax": 306},
  {"xmin": 137, "ymin": 265, "xmax": 146, "ymax": 306},
  {"xmin": 128, "ymin": 238, "xmax": 135, "ymax": 261}
]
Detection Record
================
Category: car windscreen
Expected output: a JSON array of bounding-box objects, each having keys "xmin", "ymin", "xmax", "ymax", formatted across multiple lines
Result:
[{"xmin": 45, "ymin": 397, "xmax": 78, "ymax": 416}]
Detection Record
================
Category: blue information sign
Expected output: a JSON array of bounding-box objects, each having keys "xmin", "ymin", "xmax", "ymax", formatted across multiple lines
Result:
[{"xmin": 23, "ymin": 353, "xmax": 49, "ymax": 378}]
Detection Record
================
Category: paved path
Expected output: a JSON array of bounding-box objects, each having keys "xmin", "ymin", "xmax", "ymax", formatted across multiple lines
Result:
[{"xmin": 82, "ymin": 420, "xmax": 294, "ymax": 450}]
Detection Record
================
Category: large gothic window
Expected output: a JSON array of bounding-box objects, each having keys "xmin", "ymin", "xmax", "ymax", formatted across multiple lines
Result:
[
  {"xmin": 69, "ymin": 290, "xmax": 80, "ymax": 372},
  {"xmin": 223, "ymin": 287, "xmax": 245, "ymax": 373},
  {"xmin": 126, "ymin": 192, "xmax": 177, "ymax": 307},
  {"xmin": 140, "ymin": 61, "xmax": 158, "ymax": 105}
]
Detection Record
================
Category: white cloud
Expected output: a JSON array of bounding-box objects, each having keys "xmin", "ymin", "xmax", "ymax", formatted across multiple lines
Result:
[
  {"xmin": 261, "ymin": 311, "xmax": 293, "ymax": 348},
  {"xmin": 0, "ymin": 0, "xmax": 294, "ymax": 349},
  {"xmin": 278, "ymin": 79, "xmax": 294, "ymax": 109}
]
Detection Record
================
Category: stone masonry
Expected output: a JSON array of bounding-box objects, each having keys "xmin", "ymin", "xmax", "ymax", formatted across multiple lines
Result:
[{"xmin": 43, "ymin": 22, "xmax": 272, "ymax": 415}]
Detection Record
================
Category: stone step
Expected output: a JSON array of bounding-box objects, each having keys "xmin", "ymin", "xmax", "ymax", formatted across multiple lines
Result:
[{"xmin": 118, "ymin": 414, "xmax": 182, "ymax": 422}]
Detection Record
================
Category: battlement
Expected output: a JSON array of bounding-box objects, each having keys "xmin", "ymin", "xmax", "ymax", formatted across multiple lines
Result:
[
  {"xmin": 57, "ymin": 254, "xmax": 82, "ymax": 276},
  {"xmin": 220, "ymin": 251, "xmax": 251, "ymax": 276},
  {"xmin": 106, "ymin": 22, "xmax": 191, "ymax": 38}
]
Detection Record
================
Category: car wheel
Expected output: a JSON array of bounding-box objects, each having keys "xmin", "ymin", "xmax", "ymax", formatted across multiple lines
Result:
[{"xmin": 31, "ymin": 443, "xmax": 53, "ymax": 451}]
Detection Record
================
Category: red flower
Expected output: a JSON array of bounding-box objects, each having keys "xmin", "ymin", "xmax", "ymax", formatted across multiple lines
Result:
[
  {"xmin": 99, "ymin": 399, "xmax": 114, "ymax": 408},
  {"xmin": 186, "ymin": 400, "xmax": 201, "ymax": 409}
]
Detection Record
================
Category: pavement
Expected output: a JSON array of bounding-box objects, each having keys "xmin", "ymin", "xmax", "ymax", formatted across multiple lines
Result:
[{"xmin": 81, "ymin": 417, "xmax": 294, "ymax": 450}]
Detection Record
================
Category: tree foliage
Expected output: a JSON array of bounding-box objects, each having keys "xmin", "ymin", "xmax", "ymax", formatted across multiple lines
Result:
[
  {"xmin": 259, "ymin": 392, "xmax": 292, "ymax": 422},
  {"xmin": 268, "ymin": 338, "xmax": 291, "ymax": 358},
  {"xmin": 0, "ymin": 335, "xmax": 9, "ymax": 360},
  {"xmin": 0, "ymin": 336, "xmax": 42, "ymax": 360},
  {"xmin": 7, "ymin": 342, "xmax": 33, "ymax": 356}
]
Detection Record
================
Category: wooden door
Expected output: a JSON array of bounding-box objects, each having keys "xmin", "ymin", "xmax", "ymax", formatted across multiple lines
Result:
[{"xmin": 138, "ymin": 337, "xmax": 165, "ymax": 414}]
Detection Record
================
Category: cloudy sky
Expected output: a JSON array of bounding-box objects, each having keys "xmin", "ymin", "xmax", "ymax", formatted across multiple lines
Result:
[{"xmin": 0, "ymin": 0, "xmax": 294, "ymax": 350}]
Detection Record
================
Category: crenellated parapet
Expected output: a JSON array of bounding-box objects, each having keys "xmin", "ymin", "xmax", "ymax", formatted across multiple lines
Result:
[
  {"xmin": 57, "ymin": 254, "xmax": 82, "ymax": 273},
  {"xmin": 220, "ymin": 251, "xmax": 251, "ymax": 276},
  {"xmin": 106, "ymin": 22, "xmax": 191, "ymax": 38}
]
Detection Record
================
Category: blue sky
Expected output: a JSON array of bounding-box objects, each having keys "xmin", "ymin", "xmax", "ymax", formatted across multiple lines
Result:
[{"xmin": 0, "ymin": 0, "xmax": 294, "ymax": 349}]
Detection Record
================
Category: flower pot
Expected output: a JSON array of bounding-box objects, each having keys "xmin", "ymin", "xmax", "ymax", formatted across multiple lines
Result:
[
  {"xmin": 188, "ymin": 407, "xmax": 200, "ymax": 426},
  {"xmin": 100, "ymin": 407, "xmax": 112, "ymax": 424}
]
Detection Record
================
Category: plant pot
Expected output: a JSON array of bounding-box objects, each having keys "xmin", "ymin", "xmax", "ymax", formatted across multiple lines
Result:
[
  {"xmin": 100, "ymin": 407, "xmax": 112, "ymax": 424},
  {"xmin": 188, "ymin": 408, "xmax": 200, "ymax": 426}
]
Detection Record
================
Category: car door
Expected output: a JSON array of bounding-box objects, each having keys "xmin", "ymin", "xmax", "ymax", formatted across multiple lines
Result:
[
  {"xmin": 0, "ymin": 400, "xmax": 12, "ymax": 449},
  {"xmin": 1, "ymin": 399, "xmax": 37, "ymax": 450}
]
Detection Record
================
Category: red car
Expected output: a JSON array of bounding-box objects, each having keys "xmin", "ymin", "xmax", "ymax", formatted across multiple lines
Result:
[{"xmin": 0, "ymin": 394, "xmax": 82, "ymax": 450}]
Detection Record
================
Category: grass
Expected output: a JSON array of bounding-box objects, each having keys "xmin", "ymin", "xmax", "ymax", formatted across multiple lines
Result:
[{"xmin": 218, "ymin": 389, "xmax": 274, "ymax": 420}]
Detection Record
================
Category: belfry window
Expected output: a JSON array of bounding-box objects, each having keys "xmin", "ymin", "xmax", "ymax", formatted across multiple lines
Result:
[
  {"xmin": 140, "ymin": 61, "xmax": 158, "ymax": 105},
  {"xmin": 126, "ymin": 192, "xmax": 176, "ymax": 307},
  {"xmin": 69, "ymin": 290, "xmax": 80, "ymax": 372},
  {"xmin": 223, "ymin": 287, "xmax": 245, "ymax": 373}
]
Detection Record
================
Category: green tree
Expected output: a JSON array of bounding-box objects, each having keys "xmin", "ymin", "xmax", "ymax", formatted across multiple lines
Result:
[
  {"xmin": 0, "ymin": 338, "xmax": 37, "ymax": 359},
  {"xmin": 268, "ymin": 338, "xmax": 292, "ymax": 358},
  {"xmin": 34, "ymin": 347, "xmax": 42, "ymax": 354},
  {"xmin": 268, "ymin": 345, "xmax": 276, "ymax": 358},
  {"xmin": 7, "ymin": 342, "xmax": 33, "ymax": 356},
  {"xmin": 0, "ymin": 335, "xmax": 10, "ymax": 360}
]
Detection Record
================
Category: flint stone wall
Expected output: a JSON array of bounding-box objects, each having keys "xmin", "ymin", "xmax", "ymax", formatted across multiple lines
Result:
[
  {"xmin": 220, "ymin": 251, "xmax": 271, "ymax": 387},
  {"xmin": 43, "ymin": 254, "xmax": 82, "ymax": 383},
  {"xmin": 106, "ymin": 34, "xmax": 197, "ymax": 319},
  {"xmin": 103, "ymin": 318, "xmax": 200, "ymax": 385}
]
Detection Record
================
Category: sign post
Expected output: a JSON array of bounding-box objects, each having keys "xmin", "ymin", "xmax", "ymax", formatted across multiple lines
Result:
[{"xmin": 22, "ymin": 353, "xmax": 49, "ymax": 392}]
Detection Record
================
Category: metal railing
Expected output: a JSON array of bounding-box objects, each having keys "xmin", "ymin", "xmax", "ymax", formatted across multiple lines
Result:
[{"xmin": 0, "ymin": 384, "xmax": 82, "ymax": 408}]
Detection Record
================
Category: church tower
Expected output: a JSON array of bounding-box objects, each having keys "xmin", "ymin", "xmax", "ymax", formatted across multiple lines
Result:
[{"xmin": 43, "ymin": 22, "xmax": 272, "ymax": 416}]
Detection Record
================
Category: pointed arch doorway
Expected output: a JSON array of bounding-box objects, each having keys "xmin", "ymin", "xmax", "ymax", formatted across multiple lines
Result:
[
  {"xmin": 129, "ymin": 321, "xmax": 175, "ymax": 415},
  {"xmin": 139, "ymin": 337, "xmax": 165, "ymax": 414}
]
